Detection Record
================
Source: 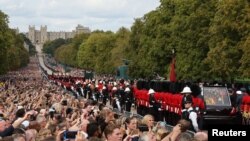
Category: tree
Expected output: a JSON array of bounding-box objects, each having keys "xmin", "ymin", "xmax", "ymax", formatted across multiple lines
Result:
[
  {"xmin": 77, "ymin": 33, "xmax": 100, "ymax": 70},
  {"xmin": 72, "ymin": 33, "xmax": 90, "ymax": 49},
  {"xmin": 205, "ymin": 0, "xmax": 249, "ymax": 81},
  {"xmin": 7, "ymin": 31, "xmax": 29, "ymax": 70},
  {"xmin": 0, "ymin": 11, "xmax": 29, "ymax": 74},
  {"xmin": 20, "ymin": 33, "xmax": 36, "ymax": 55},
  {"xmin": 111, "ymin": 27, "xmax": 131, "ymax": 67},
  {"xmin": 54, "ymin": 44, "xmax": 78, "ymax": 67},
  {"xmin": 239, "ymin": 36, "xmax": 250, "ymax": 77},
  {"xmin": 42, "ymin": 38, "xmax": 67, "ymax": 56},
  {"xmin": 0, "ymin": 10, "xmax": 9, "ymax": 74},
  {"xmin": 77, "ymin": 32, "xmax": 116, "ymax": 74},
  {"xmin": 54, "ymin": 33, "xmax": 90, "ymax": 67},
  {"xmin": 127, "ymin": 18, "xmax": 146, "ymax": 78}
]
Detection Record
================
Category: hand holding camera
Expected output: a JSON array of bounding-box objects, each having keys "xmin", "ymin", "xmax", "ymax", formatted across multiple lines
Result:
[{"xmin": 75, "ymin": 131, "xmax": 87, "ymax": 141}]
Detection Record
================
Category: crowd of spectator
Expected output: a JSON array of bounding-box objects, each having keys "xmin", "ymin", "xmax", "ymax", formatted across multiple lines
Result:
[
  {"xmin": 43, "ymin": 55, "xmax": 85, "ymax": 77},
  {"xmin": 0, "ymin": 57, "xmax": 208, "ymax": 141}
]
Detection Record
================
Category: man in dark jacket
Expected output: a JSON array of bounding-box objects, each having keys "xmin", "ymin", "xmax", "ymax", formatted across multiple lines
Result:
[
  {"xmin": 124, "ymin": 87, "xmax": 133, "ymax": 112},
  {"xmin": 148, "ymin": 88, "xmax": 159, "ymax": 121},
  {"xmin": 181, "ymin": 96, "xmax": 199, "ymax": 132}
]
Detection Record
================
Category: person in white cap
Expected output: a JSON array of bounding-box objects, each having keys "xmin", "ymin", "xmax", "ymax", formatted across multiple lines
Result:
[
  {"xmin": 181, "ymin": 96, "xmax": 200, "ymax": 132},
  {"xmin": 102, "ymin": 86, "xmax": 109, "ymax": 105},
  {"xmin": 236, "ymin": 89, "xmax": 246, "ymax": 112},
  {"xmin": 181, "ymin": 86, "xmax": 193, "ymax": 109},
  {"xmin": 124, "ymin": 87, "xmax": 133, "ymax": 112},
  {"xmin": 111, "ymin": 86, "xmax": 118, "ymax": 105},
  {"xmin": 148, "ymin": 88, "xmax": 158, "ymax": 121}
]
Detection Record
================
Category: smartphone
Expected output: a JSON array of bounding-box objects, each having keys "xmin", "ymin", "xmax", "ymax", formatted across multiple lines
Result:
[
  {"xmin": 138, "ymin": 126, "xmax": 149, "ymax": 132},
  {"xmin": 63, "ymin": 131, "xmax": 77, "ymax": 139},
  {"xmin": 114, "ymin": 113, "xmax": 119, "ymax": 119},
  {"xmin": 131, "ymin": 136, "xmax": 139, "ymax": 141},
  {"xmin": 62, "ymin": 100, "xmax": 67, "ymax": 106}
]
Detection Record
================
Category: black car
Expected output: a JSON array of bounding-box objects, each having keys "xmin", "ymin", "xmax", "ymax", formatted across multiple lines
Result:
[{"xmin": 201, "ymin": 86, "xmax": 241, "ymax": 128}]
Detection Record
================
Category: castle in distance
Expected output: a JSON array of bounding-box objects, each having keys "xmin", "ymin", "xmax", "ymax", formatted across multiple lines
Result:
[{"xmin": 27, "ymin": 24, "xmax": 91, "ymax": 44}]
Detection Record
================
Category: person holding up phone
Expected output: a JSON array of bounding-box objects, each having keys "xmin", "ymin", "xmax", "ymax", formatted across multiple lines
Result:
[
  {"xmin": 162, "ymin": 119, "xmax": 191, "ymax": 141},
  {"xmin": 123, "ymin": 117, "xmax": 139, "ymax": 140},
  {"xmin": 0, "ymin": 112, "xmax": 30, "ymax": 137},
  {"xmin": 141, "ymin": 114, "xmax": 155, "ymax": 132},
  {"xmin": 63, "ymin": 130, "xmax": 78, "ymax": 140},
  {"xmin": 75, "ymin": 131, "xmax": 87, "ymax": 141},
  {"xmin": 137, "ymin": 131, "xmax": 157, "ymax": 141}
]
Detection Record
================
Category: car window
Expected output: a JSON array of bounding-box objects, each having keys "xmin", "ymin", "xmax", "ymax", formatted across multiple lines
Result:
[{"xmin": 203, "ymin": 87, "xmax": 231, "ymax": 106}]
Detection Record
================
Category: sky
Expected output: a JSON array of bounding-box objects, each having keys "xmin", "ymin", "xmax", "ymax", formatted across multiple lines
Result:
[{"xmin": 0, "ymin": 0, "xmax": 160, "ymax": 33}]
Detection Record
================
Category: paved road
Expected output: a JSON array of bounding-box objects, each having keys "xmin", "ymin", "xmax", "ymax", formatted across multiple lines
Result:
[{"xmin": 35, "ymin": 44, "xmax": 53, "ymax": 75}]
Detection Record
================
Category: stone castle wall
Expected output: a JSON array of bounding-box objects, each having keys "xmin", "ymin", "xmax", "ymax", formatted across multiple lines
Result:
[{"xmin": 27, "ymin": 24, "xmax": 90, "ymax": 44}]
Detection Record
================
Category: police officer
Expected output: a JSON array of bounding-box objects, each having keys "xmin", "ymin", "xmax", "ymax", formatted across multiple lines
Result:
[{"xmin": 181, "ymin": 95, "xmax": 199, "ymax": 132}]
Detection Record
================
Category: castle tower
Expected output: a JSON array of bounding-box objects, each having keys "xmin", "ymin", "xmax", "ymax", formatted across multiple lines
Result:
[
  {"xmin": 28, "ymin": 25, "xmax": 36, "ymax": 44},
  {"xmin": 75, "ymin": 24, "xmax": 91, "ymax": 34},
  {"xmin": 40, "ymin": 25, "xmax": 48, "ymax": 43}
]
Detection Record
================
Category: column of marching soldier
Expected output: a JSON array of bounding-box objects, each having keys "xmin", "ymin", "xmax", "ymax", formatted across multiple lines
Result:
[
  {"xmin": 48, "ymin": 76, "xmax": 135, "ymax": 113},
  {"xmin": 48, "ymin": 75, "xmax": 205, "ymax": 131}
]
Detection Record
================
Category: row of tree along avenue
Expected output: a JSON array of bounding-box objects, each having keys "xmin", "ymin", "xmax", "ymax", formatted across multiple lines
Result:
[
  {"xmin": 0, "ymin": 10, "xmax": 36, "ymax": 75},
  {"xmin": 38, "ymin": 0, "xmax": 250, "ymax": 82}
]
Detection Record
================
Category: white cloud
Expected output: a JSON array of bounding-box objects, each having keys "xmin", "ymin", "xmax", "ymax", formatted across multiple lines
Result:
[{"xmin": 0, "ymin": 0, "xmax": 160, "ymax": 32}]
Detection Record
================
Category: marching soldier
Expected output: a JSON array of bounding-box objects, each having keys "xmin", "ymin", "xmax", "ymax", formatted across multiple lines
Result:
[
  {"xmin": 124, "ymin": 87, "xmax": 133, "ymax": 112},
  {"xmin": 117, "ymin": 86, "xmax": 125, "ymax": 111},
  {"xmin": 148, "ymin": 88, "xmax": 159, "ymax": 121},
  {"xmin": 101, "ymin": 86, "xmax": 108, "ymax": 105}
]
